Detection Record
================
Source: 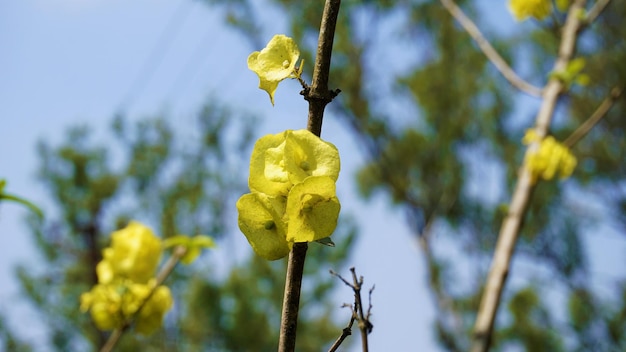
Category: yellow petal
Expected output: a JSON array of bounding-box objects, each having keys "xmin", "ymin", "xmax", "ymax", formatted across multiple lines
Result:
[
  {"xmin": 249, "ymin": 131, "xmax": 292, "ymax": 196},
  {"xmin": 286, "ymin": 176, "xmax": 340, "ymax": 243},
  {"xmin": 135, "ymin": 285, "xmax": 173, "ymax": 335},
  {"xmin": 284, "ymin": 130, "xmax": 341, "ymax": 185},
  {"xmin": 108, "ymin": 221, "xmax": 162, "ymax": 283},
  {"xmin": 247, "ymin": 34, "xmax": 300, "ymax": 105},
  {"xmin": 237, "ymin": 193, "xmax": 291, "ymax": 260}
]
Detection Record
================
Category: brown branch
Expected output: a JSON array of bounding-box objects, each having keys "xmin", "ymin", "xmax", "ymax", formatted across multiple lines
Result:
[
  {"xmin": 563, "ymin": 86, "xmax": 622, "ymax": 148},
  {"xmin": 585, "ymin": 0, "xmax": 611, "ymax": 25},
  {"xmin": 278, "ymin": 2, "xmax": 342, "ymax": 351},
  {"xmin": 470, "ymin": 1, "xmax": 587, "ymax": 352},
  {"xmin": 328, "ymin": 314, "xmax": 355, "ymax": 352},
  {"xmin": 439, "ymin": 0, "xmax": 543, "ymax": 97},
  {"xmin": 329, "ymin": 268, "xmax": 374, "ymax": 352},
  {"xmin": 100, "ymin": 245, "xmax": 187, "ymax": 352}
]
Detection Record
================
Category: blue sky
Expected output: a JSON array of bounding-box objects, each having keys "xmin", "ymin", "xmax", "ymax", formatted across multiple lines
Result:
[{"xmin": 1, "ymin": 1, "xmax": 624, "ymax": 351}]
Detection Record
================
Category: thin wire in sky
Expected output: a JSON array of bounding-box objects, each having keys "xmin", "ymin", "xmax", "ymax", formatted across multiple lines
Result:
[{"xmin": 118, "ymin": 0, "xmax": 193, "ymax": 113}]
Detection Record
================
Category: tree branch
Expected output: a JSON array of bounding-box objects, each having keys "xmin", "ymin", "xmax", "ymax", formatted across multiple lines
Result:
[
  {"xmin": 563, "ymin": 86, "xmax": 622, "ymax": 148},
  {"xmin": 470, "ymin": 1, "xmax": 587, "ymax": 351},
  {"xmin": 585, "ymin": 0, "xmax": 611, "ymax": 25},
  {"xmin": 439, "ymin": 0, "xmax": 543, "ymax": 97},
  {"xmin": 278, "ymin": 1, "xmax": 342, "ymax": 352},
  {"xmin": 329, "ymin": 268, "xmax": 374, "ymax": 352}
]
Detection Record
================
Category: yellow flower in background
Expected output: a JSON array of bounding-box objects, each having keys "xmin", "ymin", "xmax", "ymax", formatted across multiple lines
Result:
[
  {"xmin": 509, "ymin": 0, "xmax": 552, "ymax": 21},
  {"xmin": 80, "ymin": 280, "xmax": 173, "ymax": 335},
  {"xmin": 237, "ymin": 192, "xmax": 291, "ymax": 260},
  {"xmin": 247, "ymin": 34, "xmax": 301, "ymax": 105},
  {"xmin": 104, "ymin": 221, "xmax": 162, "ymax": 283},
  {"xmin": 80, "ymin": 284, "xmax": 124, "ymax": 331},
  {"xmin": 523, "ymin": 129, "xmax": 577, "ymax": 183},
  {"xmin": 285, "ymin": 176, "xmax": 340, "ymax": 243},
  {"xmin": 132, "ymin": 283, "xmax": 173, "ymax": 335}
]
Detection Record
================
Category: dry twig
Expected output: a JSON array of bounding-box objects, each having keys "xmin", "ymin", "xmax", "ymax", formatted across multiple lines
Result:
[{"xmin": 329, "ymin": 268, "xmax": 374, "ymax": 352}]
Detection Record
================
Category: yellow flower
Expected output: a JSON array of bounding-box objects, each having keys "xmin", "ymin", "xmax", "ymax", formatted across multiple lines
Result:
[
  {"xmin": 104, "ymin": 221, "xmax": 162, "ymax": 283},
  {"xmin": 249, "ymin": 130, "xmax": 340, "ymax": 197},
  {"xmin": 133, "ymin": 283, "xmax": 173, "ymax": 335},
  {"xmin": 285, "ymin": 176, "xmax": 340, "ymax": 243},
  {"xmin": 236, "ymin": 192, "xmax": 291, "ymax": 260},
  {"xmin": 247, "ymin": 34, "xmax": 301, "ymax": 105},
  {"xmin": 523, "ymin": 129, "xmax": 577, "ymax": 182},
  {"xmin": 509, "ymin": 0, "xmax": 552, "ymax": 21},
  {"xmin": 80, "ymin": 284, "xmax": 124, "ymax": 331},
  {"xmin": 80, "ymin": 280, "xmax": 173, "ymax": 335}
]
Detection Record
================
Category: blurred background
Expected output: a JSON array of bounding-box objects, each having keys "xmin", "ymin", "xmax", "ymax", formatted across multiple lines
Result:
[{"xmin": 1, "ymin": 0, "xmax": 625, "ymax": 351}]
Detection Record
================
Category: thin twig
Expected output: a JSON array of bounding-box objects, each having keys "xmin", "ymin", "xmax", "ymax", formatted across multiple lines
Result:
[
  {"xmin": 328, "ymin": 315, "xmax": 355, "ymax": 352},
  {"xmin": 329, "ymin": 268, "xmax": 374, "ymax": 352},
  {"xmin": 470, "ymin": 1, "xmax": 587, "ymax": 352},
  {"xmin": 278, "ymin": 1, "xmax": 342, "ymax": 351},
  {"xmin": 439, "ymin": 0, "xmax": 543, "ymax": 97},
  {"xmin": 585, "ymin": 0, "xmax": 611, "ymax": 25},
  {"xmin": 100, "ymin": 246, "xmax": 187, "ymax": 352},
  {"xmin": 563, "ymin": 86, "xmax": 623, "ymax": 148}
]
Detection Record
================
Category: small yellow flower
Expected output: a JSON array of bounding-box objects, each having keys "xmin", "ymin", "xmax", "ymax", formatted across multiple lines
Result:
[
  {"xmin": 509, "ymin": 0, "xmax": 552, "ymax": 21},
  {"xmin": 523, "ymin": 129, "xmax": 577, "ymax": 183},
  {"xmin": 247, "ymin": 34, "xmax": 301, "ymax": 105},
  {"xmin": 104, "ymin": 221, "xmax": 162, "ymax": 283},
  {"xmin": 80, "ymin": 280, "xmax": 173, "ymax": 335},
  {"xmin": 133, "ymin": 283, "xmax": 173, "ymax": 335}
]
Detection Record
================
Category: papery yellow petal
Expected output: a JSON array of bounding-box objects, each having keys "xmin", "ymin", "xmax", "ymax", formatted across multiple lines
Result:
[
  {"xmin": 247, "ymin": 34, "xmax": 300, "ymax": 105},
  {"xmin": 284, "ymin": 130, "xmax": 340, "ymax": 185},
  {"xmin": 286, "ymin": 176, "xmax": 340, "ymax": 243},
  {"xmin": 237, "ymin": 192, "xmax": 291, "ymax": 260},
  {"xmin": 249, "ymin": 131, "xmax": 292, "ymax": 196}
]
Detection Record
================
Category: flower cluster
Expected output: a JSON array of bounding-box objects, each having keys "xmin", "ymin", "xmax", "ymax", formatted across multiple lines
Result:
[
  {"xmin": 80, "ymin": 221, "xmax": 173, "ymax": 335},
  {"xmin": 509, "ymin": 0, "xmax": 552, "ymax": 21},
  {"xmin": 237, "ymin": 130, "xmax": 341, "ymax": 260},
  {"xmin": 523, "ymin": 129, "xmax": 577, "ymax": 183},
  {"xmin": 247, "ymin": 34, "xmax": 302, "ymax": 106}
]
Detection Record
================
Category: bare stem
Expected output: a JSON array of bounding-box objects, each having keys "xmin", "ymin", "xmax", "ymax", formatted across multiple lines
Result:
[
  {"xmin": 470, "ymin": 1, "xmax": 587, "ymax": 351},
  {"xmin": 329, "ymin": 268, "xmax": 373, "ymax": 352},
  {"xmin": 99, "ymin": 246, "xmax": 187, "ymax": 352},
  {"xmin": 439, "ymin": 0, "xmax": 543, "ymax": 97},
  {"xmin": 563, "ymin": 86, "xmax": 622, "ymax": 148},
  {"xmin": 278, "ymin": 1, "xmax": 342, "ymax": 351}
]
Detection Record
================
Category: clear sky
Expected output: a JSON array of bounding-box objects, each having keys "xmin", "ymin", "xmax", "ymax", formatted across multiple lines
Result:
[{"xmin": 1, "ymin": 1, "xmax": 624, "ymax": 351}]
